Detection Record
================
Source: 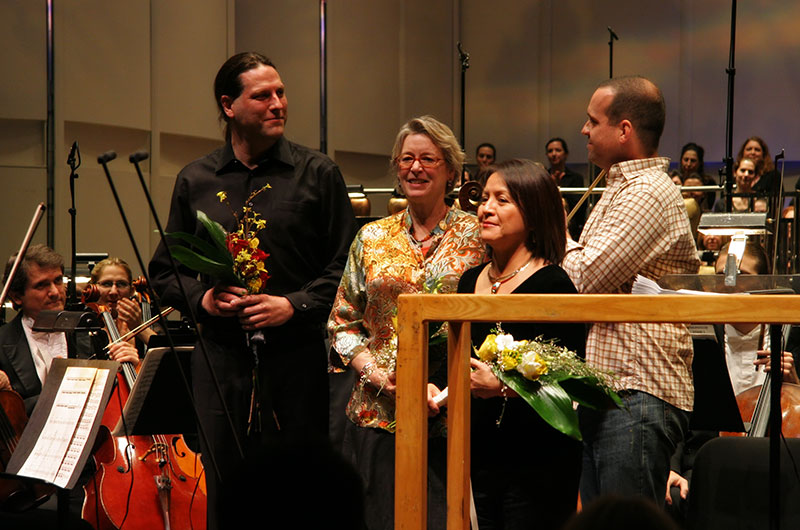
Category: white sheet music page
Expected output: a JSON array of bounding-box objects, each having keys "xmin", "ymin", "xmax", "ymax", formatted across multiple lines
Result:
[{"xmin": 17, "ymin": 366, "xmax": 108, "ymax": 487}]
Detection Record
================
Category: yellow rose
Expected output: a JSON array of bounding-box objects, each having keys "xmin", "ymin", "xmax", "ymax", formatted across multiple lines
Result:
[
  {"xmin": 500, "ymin": 350, "xmax": 519, "ymax": 371},
  {"xmin": 477, "ymin": 334, "xmax": 498, "ymax": 362}
]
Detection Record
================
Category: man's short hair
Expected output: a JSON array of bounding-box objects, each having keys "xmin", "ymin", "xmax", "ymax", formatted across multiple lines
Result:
[
  {"xmin": 546, "ymin": 137, "xmax": 569, "ymax": 155},
  {"xmin": 391, "ymin": 116, "xmax": 465, "ymax": 193},
  {"xmin": 3, "ymin": 244, "xmax": 64, "ymax": 308},
  {"xmin": 214, "ymin": 52, "xmax": 277, "ymax": 137},
  {"xmin": 716, "ymin": 241, "xmax": 769, "ymax": 275},
  {"xmin": 597, "ymin": 76, "xmax": 665, "ymax": 153}
]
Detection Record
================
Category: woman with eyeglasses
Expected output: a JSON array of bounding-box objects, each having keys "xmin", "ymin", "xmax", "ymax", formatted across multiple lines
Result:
[
  {"xmin": 328, "ymin": 115, "xmax": 485, "ymax": 529},
  {"xmin": 89, "ymin": 257, "xmax": 156, "ymax": 353}
]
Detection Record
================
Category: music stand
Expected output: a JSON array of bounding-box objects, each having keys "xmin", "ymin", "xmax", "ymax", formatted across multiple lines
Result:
[
  {"xmin": 3, "ymin": 358, "xmax": 119, "ymax": 528},
  {"xmin": 111, "ymin": 346, "xmax": 196, "ymax": 437}
]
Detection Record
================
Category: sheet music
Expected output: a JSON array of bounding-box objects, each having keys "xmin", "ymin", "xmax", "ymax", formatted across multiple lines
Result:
[
  {"xmin": 16, "ymin": 366, "xmax": 108, "ymax": 487},
  {"xmin": 631, "ymin": 274, "xmax": 727, "ymax": 296}
]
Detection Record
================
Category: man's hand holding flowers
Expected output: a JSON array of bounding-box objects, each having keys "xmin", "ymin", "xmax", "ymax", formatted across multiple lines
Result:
[
  {"xmin": 201, "ymin": 284, "xmax": 246, "ymax": 317},
  {"xmin": 201, "ymin": 284, "xmax": 294, "ymax": 329},
  {"xmin": 233, "ymin": 293, "xmax": 294, "ymax": 330}
]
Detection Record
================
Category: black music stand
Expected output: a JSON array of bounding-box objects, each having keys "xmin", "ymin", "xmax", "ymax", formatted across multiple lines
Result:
[{"xmin": 111, "ymin": 346, "xmax": 196, "ymax": 437}]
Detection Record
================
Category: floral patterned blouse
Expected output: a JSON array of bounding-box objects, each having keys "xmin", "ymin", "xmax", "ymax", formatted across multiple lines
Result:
[{"xmin": 328, "ymin": 206, "xmax": 485, "ymax": 431}]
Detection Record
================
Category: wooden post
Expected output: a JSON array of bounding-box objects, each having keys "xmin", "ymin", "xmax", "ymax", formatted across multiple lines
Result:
[
  {"xmin": 446, "ymin": 320, "xmax": 472, "ymax": 530},
  {"xmin": 395, "ymin": 293, "xmax": 800, "ymax": 529},
  {"xmin": 396, "ymin": 297, "xmax": 429, "ymax": 530}
]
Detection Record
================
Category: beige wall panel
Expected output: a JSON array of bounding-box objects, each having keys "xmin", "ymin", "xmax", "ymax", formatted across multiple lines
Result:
[
  {"xmin": 0, "ymin": 167, "xmax": 48, "ymax": 265},
  {"xmin": 54, "ymin": 122, "xmax": 150, "ymax": 268},
  {"xmin": 0, "ymin": 2, "xmax": 47, "ymax": 120},
  {"xmin": 0, "ymin": 119, "xmax": 46, "ymax": 167},
  {"xmin": 235, "ymin": 0, "xmax": 320, "ymax": 150},
  {"xmin": 160, "ymin": 133, "xmax": 224, "ymax": 178},
  {"xmin": 152, "ymin": 0, "xmax": 230, "ymax": 139},
  {"xmin": 462, "ymin": 1, "xmax": 544, "ymax": 163},
  {"xmin": 60, "ymin": 1, "xmax": 151, "ymax": 130},
  {"xmin": 398, "ymin": 0, "xmax": 456, "ymax": 129},
  {"xmin": 327, "ymin": 1, "xmax": 402, "ymax": 157},
  {"xmin": 151, "ymin": 133, "xmax": 224, "ymax": 256}
]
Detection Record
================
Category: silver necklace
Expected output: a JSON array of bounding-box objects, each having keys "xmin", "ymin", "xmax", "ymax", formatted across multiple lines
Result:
[{"xmin": 487, "ymin": 258, "xmax": 533, "ymax": 294}]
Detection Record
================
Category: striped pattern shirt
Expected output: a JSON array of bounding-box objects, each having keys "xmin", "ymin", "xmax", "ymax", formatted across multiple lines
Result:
[{"xmin": 562, "ymin": 157, "xmax": 701, "ymax": 411}]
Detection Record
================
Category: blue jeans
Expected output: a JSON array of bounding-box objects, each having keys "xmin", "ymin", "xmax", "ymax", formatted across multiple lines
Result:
[{"xmin": 579, "ymin": 390, "xmax": 689, "ymax": 505}]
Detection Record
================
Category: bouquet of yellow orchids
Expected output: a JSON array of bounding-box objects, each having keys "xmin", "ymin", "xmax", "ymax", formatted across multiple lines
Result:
[
  {"xmin": 168, "ymin": 185, "xmax": 271, "ymax": 294},
  {"xmin": 476, "ymin": 328, "xmax": 621, "ymax": 440}
]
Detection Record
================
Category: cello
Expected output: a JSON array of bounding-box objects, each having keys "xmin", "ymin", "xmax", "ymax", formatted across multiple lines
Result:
[
  {"xmin": 0, "ymin": 390, "xmax": 55, "ymax": 512},
  {"xmin": 81, "ymin": 285, "xmax": 206, "ymax": 529},
  {"xmin": 722, "ymin": 324, "xmax": 800, "ymax": 438}
]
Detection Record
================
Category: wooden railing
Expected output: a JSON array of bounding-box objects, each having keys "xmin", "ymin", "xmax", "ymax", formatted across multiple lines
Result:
[{"xmin": 394, "ymin": 293, "xmax": 800, "ymax": 530}]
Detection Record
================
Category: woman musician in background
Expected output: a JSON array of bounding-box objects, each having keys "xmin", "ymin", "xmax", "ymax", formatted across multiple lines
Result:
[{"xmin": 88, "ymin": 257, "xmax": 158, "ymax": 351}]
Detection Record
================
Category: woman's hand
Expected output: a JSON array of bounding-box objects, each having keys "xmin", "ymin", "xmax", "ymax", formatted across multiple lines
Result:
[
  {"xmin": 427, "ymin": 384, "xmax": 442, "ymax": 417},
  {"xmin": 756, "ymin": 349, "xmax": 799, "ymax": 383},
  {"xmin": 0, "ymin": 370, "xmax": 11, "ymax": 391},
  {"xmin": 469, "ymin": 358, "xmax": 503, "ymax": 398},
  {"xmin": 116, "ymin": 297, "xmax": 144, "ymax": 331},
  {"xmin": 108, "ymin": 341, "xmax": 140, "ymax": 367}
]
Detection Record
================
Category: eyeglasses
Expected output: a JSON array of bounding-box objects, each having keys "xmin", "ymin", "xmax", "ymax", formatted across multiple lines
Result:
[
  {"xmin": 397, "ymin": 155, "xmax": 443, "ymax": 169},
  {"xmin": 98, "ymin": 280, "xmax": 130, "ymax": 290}
]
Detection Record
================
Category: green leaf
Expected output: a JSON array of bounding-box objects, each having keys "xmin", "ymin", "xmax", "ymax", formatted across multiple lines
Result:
[
  {"xmin": 497, "ymin": 370, "xmax": 581, "ymax": 440},
  {"xmin": 169, "ymin": 246, "xmax": 241, "ymax": 286},
  {"xmin": 197, "ymin": 210, "xmax": 230, "ymax": 254},
  {"xmin": 560, "ymin": 377, "xmax": 623, "ymax": 410},
  {"xmin": 166, "ymin": 231, "xmax": 231, "ymax": 265}
]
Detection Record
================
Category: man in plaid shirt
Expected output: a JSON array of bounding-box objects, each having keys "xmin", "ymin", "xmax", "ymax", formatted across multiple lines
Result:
[{"xmin": 562, "ymin": 76, "xmax": 700, "ymax": 504}]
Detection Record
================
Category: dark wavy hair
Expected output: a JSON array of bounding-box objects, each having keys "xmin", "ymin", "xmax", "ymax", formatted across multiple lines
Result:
[
  {"xmin": 735, "ymin": 136, "xmax": 775, "ymax": 176},
  {"xmin": 214, "ymin": 52, "xmax": 277, "ymax": 139},
  {"xmin": 487, "ymin": 159, "xmax": 566, "ymax": 264}
]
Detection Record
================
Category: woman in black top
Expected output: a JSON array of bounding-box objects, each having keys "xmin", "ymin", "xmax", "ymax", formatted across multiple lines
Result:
[{"xmin": 457, "ymin": 159, "xmax": 585, "ymax": 529}]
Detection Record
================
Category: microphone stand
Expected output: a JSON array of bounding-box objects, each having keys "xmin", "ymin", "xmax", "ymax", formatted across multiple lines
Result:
[
  {"xmin": 126, "ymin": 151, "xmax": 246, "ymax": 477},
  {"xmin": 722, "ymin": 0, "xmax": 738, "ymax": 213},
  {"xmin": 607, "ymin": 27, "xmax": 618, "ymax": 79},
  {"xmin": 66, "ymin": 141, "xmax": 82, "ymax": 310},
  {"xmin": 457, "ymin": 42, "xmax": 470, "ymax": 151},
  {"xmin": 96, "ymin": 152, "xmax": 235, "ymax": 484},
  {"xmin": 319, "ymin": 0, "xmax": 327, "ymax": 154}
]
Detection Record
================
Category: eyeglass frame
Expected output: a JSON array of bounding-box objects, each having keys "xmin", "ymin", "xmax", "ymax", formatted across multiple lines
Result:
[{"xmin": 395, "ymin": 154, "xmax": 444, "ymax": 170}]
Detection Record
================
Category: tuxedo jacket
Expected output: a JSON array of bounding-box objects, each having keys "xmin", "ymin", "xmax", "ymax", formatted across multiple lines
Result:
[
  {"xmin": 0, "ymin": 314, "xmax": 44, "ymax": 415},
  {"xmin": 0, "ymin": 313, "xmax": 99, "ymax": 415}
]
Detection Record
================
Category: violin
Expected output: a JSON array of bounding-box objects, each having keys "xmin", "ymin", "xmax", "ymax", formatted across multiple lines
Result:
[
  {"xmin": 80, "ymin": 284, "xmax": 206, "ymax": 529},
  {"xmin": 0, "ymin": 389, "xmax": 55, "ymax": 512}
]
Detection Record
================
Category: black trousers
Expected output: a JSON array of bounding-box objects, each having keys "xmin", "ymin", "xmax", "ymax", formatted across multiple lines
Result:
[{"xmin": 193, "ymin": 331, "xmax": 329, "ymax": 530}]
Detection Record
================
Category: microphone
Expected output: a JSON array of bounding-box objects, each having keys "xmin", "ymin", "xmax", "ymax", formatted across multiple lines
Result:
[
  {"xmin": 97, "ymin": 151, "xmax": 117, "ymax": 164},
  {"xmin": 129, "ymin": 151, "xmax": 149, "ymax": 163},
  {"xmin": 67, "ymin": 141, "xmax": 79, "ymax": 167},
  {"xmin": 608, "ymin": 27, "xmax": 619, "ymax": 41}
]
